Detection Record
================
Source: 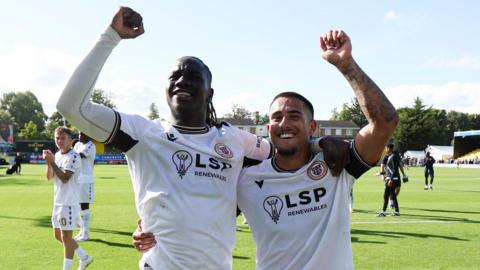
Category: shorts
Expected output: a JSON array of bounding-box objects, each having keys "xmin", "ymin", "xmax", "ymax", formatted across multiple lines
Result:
[
  {"xmin": 78, "ymin": 183, "xmax": 94, "ymax": 203},
  {"xmin": 425, "ymin": 168, "xmax": 434, "ymax": 178},
  {"xmin": 51, "ymin": 205, "xmax": 80, "ymax": 231},
  {"xmin": 385, "ymin": 176, "xmax": 401, "ymax": 188}
]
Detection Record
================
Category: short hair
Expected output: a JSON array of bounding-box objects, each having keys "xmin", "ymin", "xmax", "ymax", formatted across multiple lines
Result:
[
  {"xmin": 387, "ymin": 143, "xmax": 394, "ymax": 149},
  {"xmin": 270, "ymin": 91, "xmax": 314, "ymax": 119},
  {"xmin": 54, "ymin": 126, "xmax": 72, "ymax": 137},
  {"xmin": 177, "ymin": 56, "xmax": 212, "ymax": 87}
]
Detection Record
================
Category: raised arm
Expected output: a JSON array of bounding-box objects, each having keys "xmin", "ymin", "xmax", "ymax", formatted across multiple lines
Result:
[
  {"xmin": 43, "ymin": 149, "xmax": 73, "ymax": 183},
  {"xmin": 320, "ymin": 30, "xmax": 398, "ymax": 164},
  {"xmin": 56, "ymin": 7, "xmax": 144, "ymax": 143},
  {"xmin": 43, "ymin": 150, "xmax": 54, "ymax": 180}
]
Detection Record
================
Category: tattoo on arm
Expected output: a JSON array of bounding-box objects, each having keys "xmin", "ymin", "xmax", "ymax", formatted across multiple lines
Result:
[
  {"xmin": 50, "ymin": 163, "xmax": 73, "ymax": 183},
  {"xmin": 340, "ymin": 60, "xmax": 397, "ymax": 124}
]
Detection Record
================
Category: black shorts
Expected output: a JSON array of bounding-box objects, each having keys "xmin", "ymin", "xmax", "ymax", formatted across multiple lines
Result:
[
  {"xmin": 393, "ymin": 180, "xmax": 401, "ymax": 188},
  {"xmin": 385, "ymin": 177, "xmax": 401, "ymax": 188}
]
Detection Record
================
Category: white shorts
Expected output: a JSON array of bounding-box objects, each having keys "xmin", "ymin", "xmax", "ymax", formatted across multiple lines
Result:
[
  {"xmin": 78, "ymin": 183, "xmax": 95, "ymax": 203},
  {"xmin": 51, "ymin": 205, "xmax": 80, "ymax": 231}
]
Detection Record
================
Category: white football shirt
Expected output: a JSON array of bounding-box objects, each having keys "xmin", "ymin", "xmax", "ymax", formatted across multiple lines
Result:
[
  {"xmin": 109, "ymin": 113, "xmax": 271, "ymax": 270},
  {"xmin": 53, "ymin": 150, "xmax": 81, "ymax": 206},
  {"xmin": 74, "ymin": 140, "xmax": 96, "ymax": 183},
  {"xmin": 237, "ymin": 142, "xmax": 371, "ymax": 270}
]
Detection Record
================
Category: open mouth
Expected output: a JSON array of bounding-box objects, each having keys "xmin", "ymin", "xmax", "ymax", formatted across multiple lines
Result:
[
  {"xmin": 279, "ymin": 133, "xmax": 295, "ymax": 139},
  {"xmin": 172, "ymin": 88, "xmax": 194, "ymax": 97}
]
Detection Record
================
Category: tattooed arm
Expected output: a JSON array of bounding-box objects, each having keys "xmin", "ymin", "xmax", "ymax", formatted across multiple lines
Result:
[
  {"xmin": 320, "ymin": 30, "xmax": 399, "ymax": 164},
  {"xmin": 43, "ymin": 149, "xmax": 73, "ymax": 183}
]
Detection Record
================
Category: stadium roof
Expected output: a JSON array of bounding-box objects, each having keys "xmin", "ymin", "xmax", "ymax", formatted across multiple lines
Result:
[{"xmin": 454, "ymin": 130, "xmax": 480, "ymax": 137}]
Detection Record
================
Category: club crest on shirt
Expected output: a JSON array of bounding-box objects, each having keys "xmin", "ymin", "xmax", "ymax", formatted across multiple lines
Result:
[
  {"xmin": 263, "ymin": 196, "xmax": 283, "ymax": 224},
  {"xmin": 307, "ymin": 160, "xmax": 328, "ymax": 180},
  {"xmin": 172, "ymin": 150, "xmax": 193, "ymax": 179},
  {"xmin": 214, "ymin": 143, "xmax": 233, "ymax": 159}
]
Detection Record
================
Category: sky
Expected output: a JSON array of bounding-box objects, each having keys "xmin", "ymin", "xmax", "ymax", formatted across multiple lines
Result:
[{"xmin": 1, "ymin": 1, "xmax": 479, "ymax": 121}]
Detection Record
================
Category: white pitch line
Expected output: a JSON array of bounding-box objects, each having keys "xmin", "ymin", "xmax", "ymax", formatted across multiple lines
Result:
[{"xmin": 352, "ymin": 219, "xmax": 479, "ymax": 225}]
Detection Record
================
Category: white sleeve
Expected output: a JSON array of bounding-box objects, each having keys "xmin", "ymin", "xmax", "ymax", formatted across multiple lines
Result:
[
  {"xmin": 83, "ymin": 142, "xmax": 96, "ymax": 159},
  {"xmin": 232, "ymin": 127, "xmax": 272, "ymax": 161},
  {"xmin": 65, "ymin": 152, "xmax": 81, "ymax": 173},
  {"xmin": 56, "ymin": 26, "xmax": 122, "ymax": 143}
]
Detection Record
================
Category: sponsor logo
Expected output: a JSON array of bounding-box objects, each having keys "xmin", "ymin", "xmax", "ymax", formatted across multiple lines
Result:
[
  {"xmin": 307, "ymin": 160, "xmax": 328, "ymax": 180},
  {"xmin": 263, "ymin": 188, "xmax": 328, "ymax": 221},
  {"xmin": 172, "ymin": 150, "xmax": 193, "ymax": 178},
  {"xmin": 171, "ymin": 150, "xmax": 233, "ymax": 180},
  {"xmin": 263, "ymin": 196, "xmax": 283, "ymax": 224},
  {"xmin": 214, "ymin": 143, "xmax": 233, "ymax": 159}
]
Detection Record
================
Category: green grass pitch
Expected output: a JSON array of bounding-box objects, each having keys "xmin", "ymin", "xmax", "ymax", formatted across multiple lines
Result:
[{"xmin": 0, "ymin": 165, "xmax": 478, "ymax": 269}]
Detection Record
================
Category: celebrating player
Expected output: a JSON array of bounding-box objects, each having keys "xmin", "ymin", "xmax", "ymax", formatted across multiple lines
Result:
[
  {"xmin": 43, "ymin": 127, "xmax": 93, "ymax": 270},
  {"xmin": 73, "ymin": 132, "xmax": 97, "ymax": 241},
  {"xmin": 134, "ymin": 30, "xmax": 398, "ymax": 269},
  {"xmin": 57, "ymin": 7, "xmax": 348, "ymax": 269}
]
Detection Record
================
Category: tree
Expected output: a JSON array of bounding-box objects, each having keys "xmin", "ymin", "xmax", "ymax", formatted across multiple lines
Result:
[
  {"xmin": 0, "ymin": 109, "xmax": 14, "ymax": 125},
  {"xmin": 43, "ymin": 111, "xmax": 69, "ymax": 139},
  {"xmin": 1, "ymin": 91, "xmax": 48, "ymax": 136},
  {"xmin": 393, "ymin": 97, "xmax": 450, "ymax": 152},
  {"xmin": 18, "ymin": 121, "xmax": 41, "ymax": 140},
  {"xmin": 331, "ymin": 98, "xmax": 368, "ymax": 127},
  {"xmin": 223, "ymin": 104, "xmax": 253, "ymax": 120},
  {"xmin": 91, "ymin": 89, "xmax": 116, "ymax": 109},
  {"xmin": 148, "ymin": 103, "xmax": 159, "ymax": 120},
  {"xmin": 256, "ymin": 112, "xmax": 270, "ymax": 125}
]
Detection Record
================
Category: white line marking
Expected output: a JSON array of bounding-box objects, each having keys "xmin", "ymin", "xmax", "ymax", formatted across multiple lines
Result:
[{"xmin": 352, "ymin": 219, "xmax": 479, "ymax": 225}]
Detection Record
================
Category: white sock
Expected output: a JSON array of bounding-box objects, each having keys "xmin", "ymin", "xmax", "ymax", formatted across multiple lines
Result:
[
  {"xmin": 77, "ymin": 211, "xmax": 84, "ymax": 233},
  {"xmin": 75, "ymin": 247, "xmax": 88, "ymax": 261},
  {"xmin": 63, "ymin": 258, "xmax": 74, "ymax": 270},
  {"xmin": 83, "ymin": 209, "xmax": 91, "ymax": 235}
]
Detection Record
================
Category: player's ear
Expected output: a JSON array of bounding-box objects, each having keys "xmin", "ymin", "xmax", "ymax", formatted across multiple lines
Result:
[{"xmin": 308, "ymin": 119, "xmax": 317, "ymax": 136}]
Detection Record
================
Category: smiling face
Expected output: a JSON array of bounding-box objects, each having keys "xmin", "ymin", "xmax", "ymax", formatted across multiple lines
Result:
[
  {"xmin": 268, "ymin": 96, "xmax": 316, "ymax": 157},
  {"xmin": 165, "ymin": 57, "xmax": 213, "ymax": 125}
]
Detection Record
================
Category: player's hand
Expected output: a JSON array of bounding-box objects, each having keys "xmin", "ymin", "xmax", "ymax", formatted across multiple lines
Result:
[
  {"xmin": 402, "ymin": 175, "xmax": 409, "ymax": 183},
  {"xmin": 42, "ymin": 149, "xmax": 54, "ymax": 164},
  {"xmin": 132, "ymin": 219, "xmax": 156, "ymax": 253},
  {"xmin": 320, "ymin": 30, "xmax": 353, "ymax": 70},
  {"xmin": 318, "ymin": 136, "xmax": 350, "ymax": 176},
  {"xmin": 111, "ymin": 6, "xmax": 145, "ymax": 39}
]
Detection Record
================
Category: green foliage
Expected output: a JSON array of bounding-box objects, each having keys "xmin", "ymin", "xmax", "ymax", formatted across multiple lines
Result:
[
  {"xmin": 148, "ymin": 103, "xmax": 159, "ymax": 120},
  {"xmin": 0, "ymin": 109, "xmax": 14, "ymax": 124},
  {"xmin": 18, "ymin": 121, "xmax": 40, "ymax": 140},
  {"xmin": 331, "ymin": 98, "xmax": 368, "ymax": 127},
  {"xmin": 43, "ymin": 111, "xmax": 69, "ymax": 140},
  {"xmin": 0, "ymin": 91, "xmax": 48, "ymax": 135},
  {"xmin": 224, "ymin": 104, "xmax": 253, "ymax": 120},
  {"xmin": 257, "ymin": 112, "xmax": 270, "ymax": 125},
  {"xmin": 91, "ymin": 89, "xmax": 116, "ymax": 109}
]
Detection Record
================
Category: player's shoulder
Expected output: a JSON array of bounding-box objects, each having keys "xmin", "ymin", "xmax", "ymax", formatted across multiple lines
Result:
[
  {"xmin": 242, "ymin": 157, "xmax": 272, "ymax": 173},
  {"xmin": 119, "ymin": 112, "xmax": 157, "ymax": 128},
  {"xmin": 68, "ymin": 149, "xmax": 80, "ymax": 158}
]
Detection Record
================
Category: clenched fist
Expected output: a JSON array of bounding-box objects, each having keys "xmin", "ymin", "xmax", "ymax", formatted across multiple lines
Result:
[
  {"xmin": 320, "ymin": 30, "xmax": 353, "ymax": 71},
  {"xmin": 111, "ymin": 6, "xmax": 145, "ymax": 39}
]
